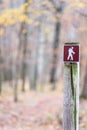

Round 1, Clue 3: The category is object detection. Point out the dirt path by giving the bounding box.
[0,91,63,130]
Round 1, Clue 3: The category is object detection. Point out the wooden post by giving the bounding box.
[63,42,79,130]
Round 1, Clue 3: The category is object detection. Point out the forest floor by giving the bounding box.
[0,84,87,130]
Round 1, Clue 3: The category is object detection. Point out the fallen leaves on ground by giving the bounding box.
[0,87,87,130]
[0,89,63,130]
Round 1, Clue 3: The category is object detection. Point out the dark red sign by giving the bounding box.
[64,45,79,62]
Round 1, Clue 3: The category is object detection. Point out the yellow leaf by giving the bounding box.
[0,18,5,24]
[9,19,16,25]
[77,3,84,8]
[66,2,85,10]
[27,19,33,24]
[18,15,28,22]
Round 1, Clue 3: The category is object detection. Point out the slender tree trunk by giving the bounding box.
[0,29,4,94]
[0,64,4,94]
[50,21,61,89]
[29,43,38,90]
[14,21,28,101]
[81,60,87,98]
[14,23,27,101]
[14,61,19,102]
[0,69,3,94]
[21,0,30,92]
[14,28,23,101]
[49,1,64,90]
[21,23,28,92]
[37,16,47,91]
[29,17,43,90]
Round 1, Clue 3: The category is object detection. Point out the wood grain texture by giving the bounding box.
[63,63,79,130]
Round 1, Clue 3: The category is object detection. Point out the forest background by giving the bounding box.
[0,0,87,130]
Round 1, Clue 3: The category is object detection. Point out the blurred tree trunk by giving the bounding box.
[50,21,61,89]
[29,28,38,90]
[0,0,6,93]
[0,75,2,93]
[0,26,5,94]
[81,61,87,98]
[37,15,46,90]
[14,0,29,101]
[29,16,46,91]
[0,59,3,94]
[21,0,31,92]
[0,35,2,94]
[14,25,23,101]
[21,23,28,92]
[29,50,38,90]
[0,66,4,94]
[50,3,63,90]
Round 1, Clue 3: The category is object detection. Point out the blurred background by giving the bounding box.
[0,0,87,130]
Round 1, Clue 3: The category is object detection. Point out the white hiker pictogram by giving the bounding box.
[67,47,75,60]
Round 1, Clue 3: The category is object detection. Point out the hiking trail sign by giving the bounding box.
[63,42,80,130]
[63,44,79,62]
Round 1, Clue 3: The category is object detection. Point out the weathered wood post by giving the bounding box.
[63,42,80,130]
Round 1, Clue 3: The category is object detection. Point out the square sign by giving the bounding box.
[63,44,79,62]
